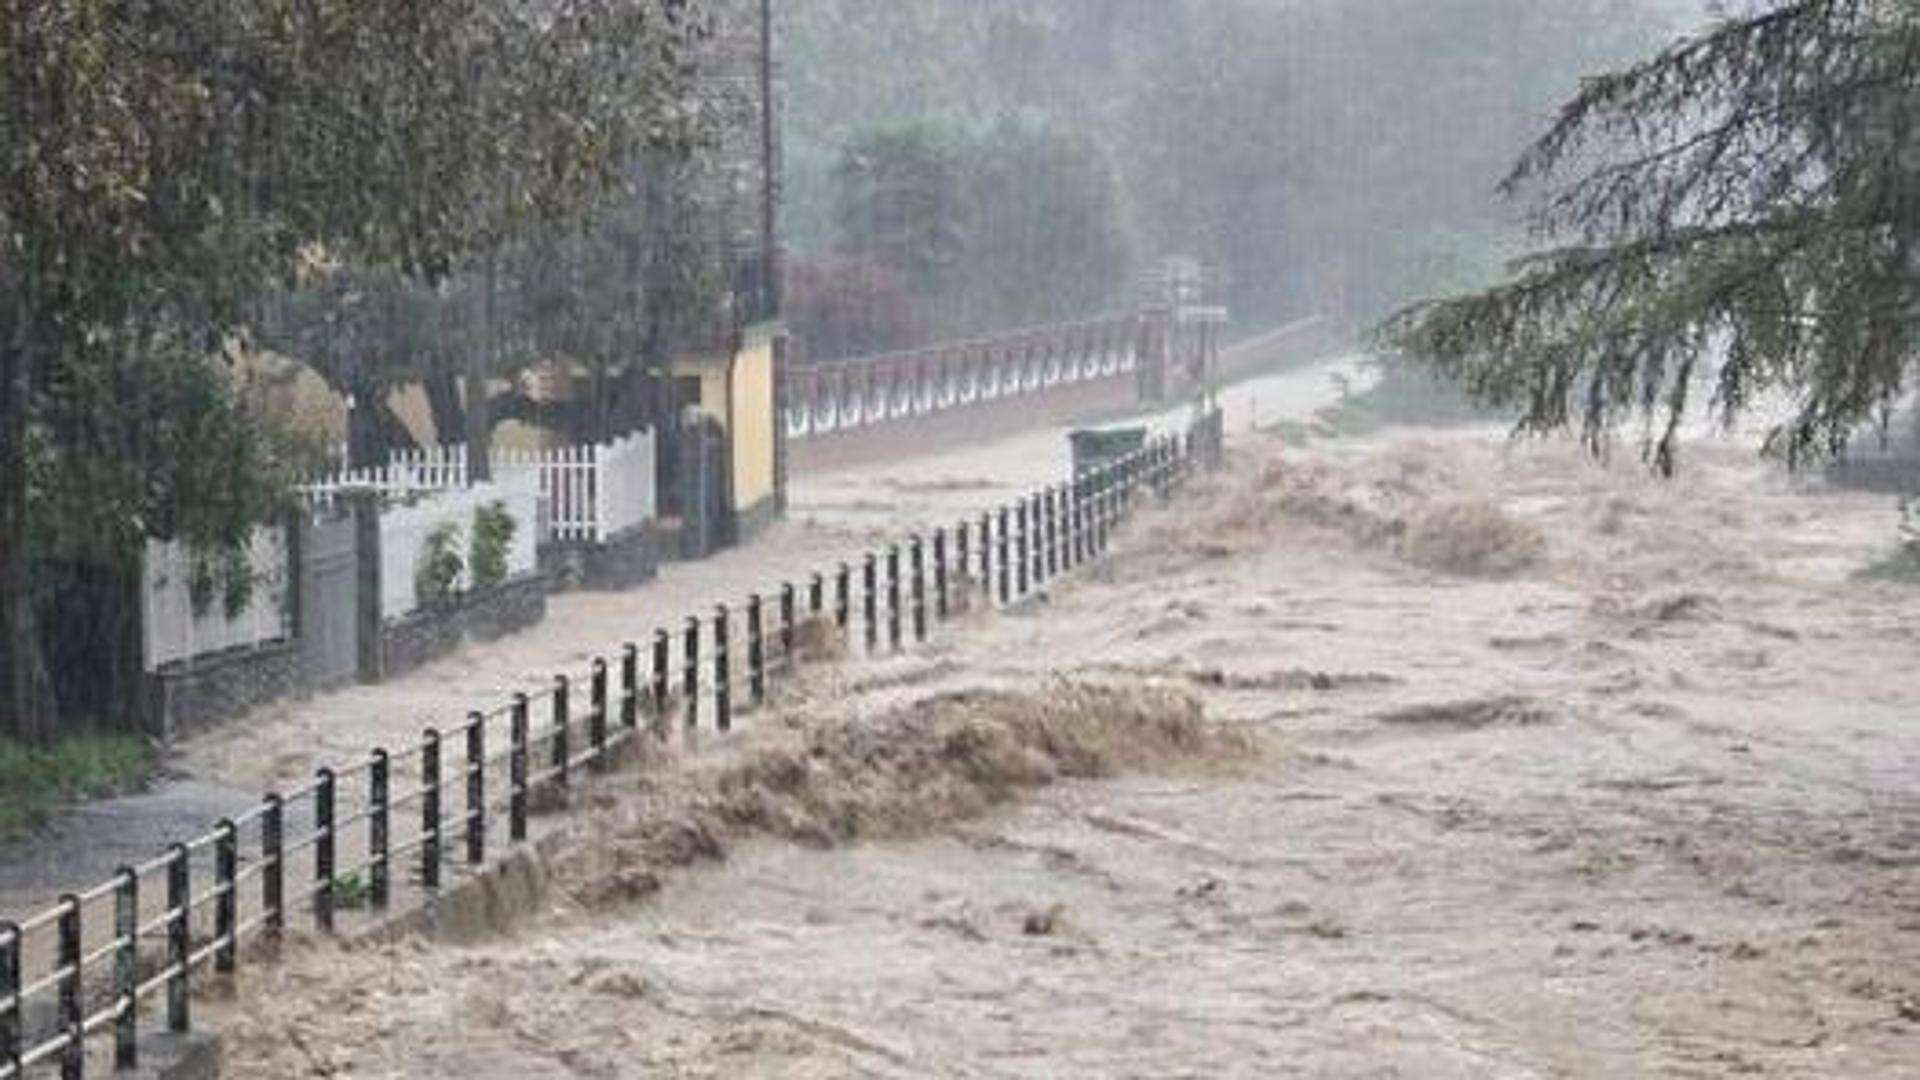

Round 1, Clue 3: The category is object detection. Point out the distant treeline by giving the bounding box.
[778,0,1683,359]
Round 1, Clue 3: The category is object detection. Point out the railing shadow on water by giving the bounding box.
[0,410,1226,1080]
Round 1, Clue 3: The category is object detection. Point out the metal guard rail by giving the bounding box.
[0,408,1225,1079]
[785,314,1143,439]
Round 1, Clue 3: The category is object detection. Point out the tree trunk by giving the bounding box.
[422,364,465,448]
[346,369,393,470]
[0,333,58,744]
[590,364,610,443]
[468,252,498,483]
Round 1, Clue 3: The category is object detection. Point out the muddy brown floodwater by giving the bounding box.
[214,422,1920,1078]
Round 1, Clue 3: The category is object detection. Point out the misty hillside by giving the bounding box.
[777,0,1707,357]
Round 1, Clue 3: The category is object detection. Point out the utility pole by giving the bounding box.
[759,0,778,319]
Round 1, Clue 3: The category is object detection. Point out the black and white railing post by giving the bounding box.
[1016,499,1030,596]
[589,660,609,766]
[997,507,1011,605]
[550,676,571,791]
[748,593,766,704]
[714,605,732,733]
[651,631,670,740]
[1045,486,1060,579]
[862,555,878,652]
[370,749,391,907]
[466,712,486,864]
[835,562,851,630]
[215,818,239,972]
[262,793,285,941]
[1,921,18,1079]
[934,529,950,621]
[114,867,138,1069]
[56,893,79,1080]
[780,584,796,669]
[315,767,337,930]
[421,732,442,891]
[978,512,992,599]
[165,845,190,1032]
[683,617,700,732]
[954,522,969,598]
[911,536,927,642]
[621,644,640,732]
[510,694,530,842]
[887,544,903,652]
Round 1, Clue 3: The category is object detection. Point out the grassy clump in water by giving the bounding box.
[1297,361,1512,440]
[1854,500,1920,585]
[1856,544,1920,584]
[0,733,153,839]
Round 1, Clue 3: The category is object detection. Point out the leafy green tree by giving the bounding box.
[784,0,1669,338]
[828,115,1131,340]
[783,256,924,362]
[1380,0,1920,474]
[513,154,730,442]
[0,0,709,741]
[964,116,1131,330]
[834,121,972,305]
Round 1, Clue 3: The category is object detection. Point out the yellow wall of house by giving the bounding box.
[667,326,779,513]
[728,331,777,512]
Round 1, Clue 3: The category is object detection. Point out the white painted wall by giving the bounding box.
[142,525,292,671]
[379,472,539,622]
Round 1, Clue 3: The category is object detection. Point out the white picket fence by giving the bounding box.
[142,525,293,671]
[299,443,475,508]
[301,429,656,545]
[380,473,541,622]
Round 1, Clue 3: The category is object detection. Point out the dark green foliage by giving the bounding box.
[0,0,713,739]
[0,733,152,839]
[187,545,256,621]
[834,121,972,301]
[962,116,1131,331]
[781,0,1666,335]
[1310,361,1516,440]
[783,257,924,361]
[469,501,517,591]
[829,115,1132,341]
[416,523,465,608]
[1379,0,1920,473]
[326,871,374,910]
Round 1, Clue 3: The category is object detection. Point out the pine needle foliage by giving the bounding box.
[1378,0,1920,473]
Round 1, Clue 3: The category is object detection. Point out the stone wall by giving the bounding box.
[144,639,309,743]
[380,573,548,680]
[736,493,780,546]
[539,523,662,592]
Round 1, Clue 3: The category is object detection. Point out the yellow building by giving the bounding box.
[667,319,785,541]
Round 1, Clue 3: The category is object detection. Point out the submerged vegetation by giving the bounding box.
[1855,500,1920,584]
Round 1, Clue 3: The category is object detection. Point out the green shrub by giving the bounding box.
[327,870,373,910]
[0,734,153,838]
[187,542,255,619]
[469,501,517,590]
[1312,360,1513,438]
[415,521,464,607]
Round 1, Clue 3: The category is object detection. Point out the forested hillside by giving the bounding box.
[778,0,1692,356]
